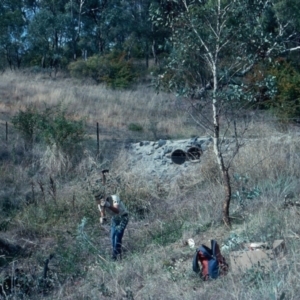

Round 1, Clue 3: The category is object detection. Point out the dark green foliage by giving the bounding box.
[67,59,90,79]
[39,109,86,154]
[128,123,143,132]
[246,59,300,121]
[56,241,83,277]
[268,59,300,122]
[11,105,40,149]
[11,105,86,154]
[0,195,18,216]
[68,51,136,89]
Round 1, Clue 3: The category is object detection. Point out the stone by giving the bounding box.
[163,146,173,155]
[158,139,167,147]
[229,240,286,274]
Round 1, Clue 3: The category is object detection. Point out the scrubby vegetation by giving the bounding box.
[0,71,300,299]
[68,52,136,89]
[11,104,86,153]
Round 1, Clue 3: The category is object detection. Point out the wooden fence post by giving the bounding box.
[6,122,8,142]
[97,122,99,155]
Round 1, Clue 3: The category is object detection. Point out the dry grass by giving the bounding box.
[0,71,195,140]
[232,135,300,199]
[0,71,300,299]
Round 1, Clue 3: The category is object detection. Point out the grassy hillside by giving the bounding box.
[0,71,300,299]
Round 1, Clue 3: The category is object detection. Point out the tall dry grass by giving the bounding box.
[0,71,197,140]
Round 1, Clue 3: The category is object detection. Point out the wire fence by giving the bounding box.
[2,115,299,153]
[1,120,149,163]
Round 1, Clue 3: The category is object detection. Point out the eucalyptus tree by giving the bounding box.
[123,0,153,66]
[27,9,68,68]
[0,0,28,69]
[125,0,172,67]
[80,0,163,65]
[151,0,300,226]
[1,0,175,70]
[77,0,111,55]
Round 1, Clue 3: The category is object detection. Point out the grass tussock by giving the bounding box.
[0,72,300,299]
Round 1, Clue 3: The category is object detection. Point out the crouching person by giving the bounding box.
[96,194,129,261]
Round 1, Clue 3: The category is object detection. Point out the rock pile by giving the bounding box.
[127,136,213,182]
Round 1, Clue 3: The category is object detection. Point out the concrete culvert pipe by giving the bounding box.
[187,147,202,161]
[171,149,187,165]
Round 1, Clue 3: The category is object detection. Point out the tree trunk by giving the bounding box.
[41,55,46,68]
[99,38,104,54]
[213,135,232,227]
[212,62,232,228]
[222,168,231,227]
[151,22,158,65]
[152,39,158,65]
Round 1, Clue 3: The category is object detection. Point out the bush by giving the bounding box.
[68,51,136,88]
[268,59,300,122]
[67,60,88,78]
[245,59,300,122]
[128,123,143,132]
[11,105,40,149]
[39,108,86,154]
[12,105,86,155]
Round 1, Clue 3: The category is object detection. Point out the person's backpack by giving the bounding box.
[192,239,228,280]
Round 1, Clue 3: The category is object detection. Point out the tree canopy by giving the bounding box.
[0,0,299,75]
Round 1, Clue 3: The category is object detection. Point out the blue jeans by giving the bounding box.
[111,214,129,259]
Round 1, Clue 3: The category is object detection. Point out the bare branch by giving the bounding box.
[282,46,300,53]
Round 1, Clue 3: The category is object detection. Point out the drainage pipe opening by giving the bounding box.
[171,149,187,165]
[187,147,202,161]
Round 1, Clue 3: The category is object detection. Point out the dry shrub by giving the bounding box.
[117,169,160,220]
[199,148,221,184]
[75,150,98,175]
[183,187,225,224]
[244,113,280,138]
[40,144,72,176]
[232,135,300,200]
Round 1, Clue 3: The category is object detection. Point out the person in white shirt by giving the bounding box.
[96,194,129,261]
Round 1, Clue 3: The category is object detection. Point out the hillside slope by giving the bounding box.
[0,72,300,300]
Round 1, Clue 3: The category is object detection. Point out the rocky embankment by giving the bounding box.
[127,136,213,183]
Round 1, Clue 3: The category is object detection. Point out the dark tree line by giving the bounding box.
[1,0,300,75]
[0,0,169,70]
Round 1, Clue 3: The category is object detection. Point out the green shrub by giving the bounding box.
[39,109,86,154]
[128,123,143,132]
[68,59,89,79]
[68,51,136,88]
[12,105,86,155]
[268,59,300,122]
[245,59,300,122]
[11,105,40,149]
